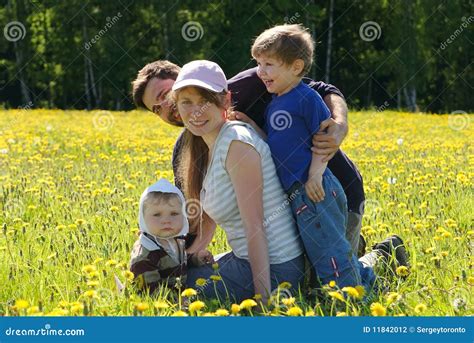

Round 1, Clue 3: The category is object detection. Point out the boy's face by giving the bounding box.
[255,54,302,96]
[143,197,184,238]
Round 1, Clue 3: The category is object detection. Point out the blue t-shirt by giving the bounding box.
[264,81,331,191]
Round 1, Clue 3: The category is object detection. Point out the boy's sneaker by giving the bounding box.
[371,235,409,269]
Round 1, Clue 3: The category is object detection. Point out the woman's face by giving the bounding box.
[176,87,227,137]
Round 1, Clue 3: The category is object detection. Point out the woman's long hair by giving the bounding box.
[173,86,230,234]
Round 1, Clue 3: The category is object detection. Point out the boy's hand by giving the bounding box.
[305,173,325,203]
[195,250,214,266]
[228,110,253,124]
[311,118,345,162]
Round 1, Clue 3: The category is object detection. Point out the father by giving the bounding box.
[131,60,365,257]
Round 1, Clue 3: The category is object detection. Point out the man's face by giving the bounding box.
[142,77,184,126]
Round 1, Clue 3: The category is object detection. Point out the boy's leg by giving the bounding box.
[290,174,375,288]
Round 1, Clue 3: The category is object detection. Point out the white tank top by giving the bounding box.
[200,121,303,264]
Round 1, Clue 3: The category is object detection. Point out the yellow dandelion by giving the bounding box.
[328,291,345,302]
[105,259,118,267]
[305,310,315,316]
[27,306,40,315]
[58,301,69,308]
[153,301,170,310]
[254,293,262,301]
[215,309,229,316]
[370,302,386,316]
[396,266,410,277]
[355,285,366,299]
[231,304,241,314]
[86,280,99,288]
[414,303,427,314]
[286,306,303,316]
[135,302,149,312]
[81,264,97,274]
[212,263,219,271]
[171,310,188,317]
[189,301,205,313]
[279,282,292,289]
[71,303,84,315]
[83,290,98,299]
[210,274,222,282]
[240,299,258,311]
[282,297,296,306]
[336,311,348,316]
[110,206,119,211]
[15,299,29,310]
[342,286,360,298]
[87,270,100,279]
[181,288,197,297]
[328,280,336,288]
[195,278,207,287]
[122,270,134,282]
[467,276,474,286]
[386,292,401,305]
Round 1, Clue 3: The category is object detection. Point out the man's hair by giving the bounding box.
[131,60,181,109]
[142,191,182,214]
[251,24,314,76]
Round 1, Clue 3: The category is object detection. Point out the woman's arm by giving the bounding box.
[226,140,271,303]
[186,214,216,255]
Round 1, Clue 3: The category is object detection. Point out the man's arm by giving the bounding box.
[313,93,349,162]
[305,79,349,162]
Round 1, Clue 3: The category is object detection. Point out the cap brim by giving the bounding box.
[172,79,227,92]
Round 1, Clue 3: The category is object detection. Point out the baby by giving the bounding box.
[129,178,212,294]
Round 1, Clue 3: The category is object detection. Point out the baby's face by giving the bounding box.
[143,197,184,238]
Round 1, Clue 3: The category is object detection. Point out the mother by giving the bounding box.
[172,60,304,303]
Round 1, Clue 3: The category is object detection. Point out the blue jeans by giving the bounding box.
[288,172,375,290]
[186,252,305,303]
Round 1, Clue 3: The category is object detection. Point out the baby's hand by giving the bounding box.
[305,174,325,203]
[195,250,214,266]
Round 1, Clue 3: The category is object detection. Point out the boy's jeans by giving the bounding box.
[288,172,376,289]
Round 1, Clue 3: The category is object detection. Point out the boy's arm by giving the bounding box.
[306,151,328,202]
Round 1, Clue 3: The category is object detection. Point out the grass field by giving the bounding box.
[0,109,472,316]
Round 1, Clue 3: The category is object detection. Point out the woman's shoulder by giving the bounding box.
[219,121,259,143]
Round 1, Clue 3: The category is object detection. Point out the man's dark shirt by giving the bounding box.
[172,67,364,214]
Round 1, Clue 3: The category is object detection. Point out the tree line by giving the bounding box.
[1,0,472,113]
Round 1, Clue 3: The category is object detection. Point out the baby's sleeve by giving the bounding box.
[129,243,165,293]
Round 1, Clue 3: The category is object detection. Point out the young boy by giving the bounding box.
[250,24,376,289]
[129,178,212,294]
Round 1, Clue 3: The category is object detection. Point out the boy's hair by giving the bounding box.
[142,191,182,214]
[131,60,181,109]
[251,24,314,76]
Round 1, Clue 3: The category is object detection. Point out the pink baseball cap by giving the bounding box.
[172,60,228,93]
